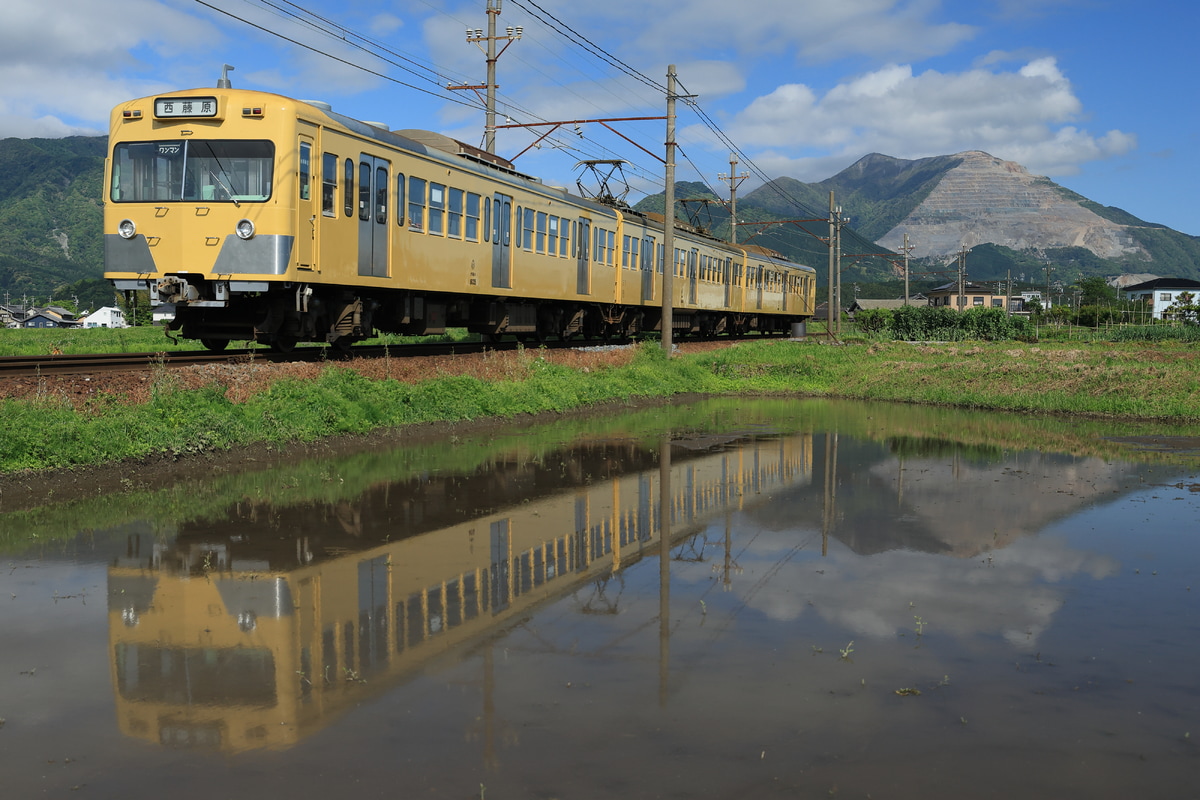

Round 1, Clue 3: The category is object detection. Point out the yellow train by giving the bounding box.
[107,433,812,751]
[104,74,816,350]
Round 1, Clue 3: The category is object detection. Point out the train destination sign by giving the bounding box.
[154,97,219,118]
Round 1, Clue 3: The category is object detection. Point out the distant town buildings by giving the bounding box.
[0,304,129,329]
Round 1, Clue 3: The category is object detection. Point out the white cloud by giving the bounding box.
[719,57,1136,180]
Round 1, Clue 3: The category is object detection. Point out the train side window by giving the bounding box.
[523,208,535,251]
[536,212,547,254]
[448,188,464,238]
[321,153,337,216]
[466,192,480,241]
[299,143,311,201]
[358,162,371,221]
[482,196,490,242]
[548,216,558,255]
[630,237,639,270]
[344,158,354,217]
[429,183,445,235]
[395,173,405,226]
[560,219,570,257]
[606,230,616,266]
[657,243,665,273]
[408,176,426,231]
[621,235,631,268]
[492,199,502,243]
[375,166,388,224]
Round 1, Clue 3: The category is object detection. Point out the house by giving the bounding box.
[0,304,27,328]
[1122,278,1200,320]
[80,306,129,328]
[926,281,1005,310]
[847,298,911,317]
[1009,291,1051,313]
[21,307,80,329]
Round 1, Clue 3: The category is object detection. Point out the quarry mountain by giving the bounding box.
[637,151,1200,286]
[2,135,1198,300]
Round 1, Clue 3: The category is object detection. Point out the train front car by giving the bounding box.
[105,84,316,351]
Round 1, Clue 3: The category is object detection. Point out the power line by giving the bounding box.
[190,0,482,109]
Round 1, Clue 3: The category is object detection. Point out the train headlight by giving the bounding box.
[118,219,137,239]
[235,218,255,240]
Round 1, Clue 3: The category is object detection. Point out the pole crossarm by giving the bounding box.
[495,117,668,162]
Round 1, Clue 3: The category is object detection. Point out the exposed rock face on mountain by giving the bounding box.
[877,151,1145,260]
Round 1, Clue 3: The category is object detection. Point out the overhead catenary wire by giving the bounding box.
[195,0,887,257]
[190,0,482,109]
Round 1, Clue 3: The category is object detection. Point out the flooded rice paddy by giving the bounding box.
[2,398,1199,799]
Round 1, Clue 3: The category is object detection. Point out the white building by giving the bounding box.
[1122,278,1200,320]
[80,306,128,328]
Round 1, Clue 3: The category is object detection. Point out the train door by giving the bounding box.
[723,257,732,307]
[641,236,655,302]
[492,193,512,288]
[297,136,315,269]
[576,217,591,294]
[357,154,389,277]
[688,248,698,304]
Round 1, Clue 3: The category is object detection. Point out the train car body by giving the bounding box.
[104,81,816,350]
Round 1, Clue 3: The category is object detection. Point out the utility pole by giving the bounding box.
[957,245,969,309]
[834,204,844,335]
[827,193,835,336]
[661,65,677,354]
[718,153,749,244]
[451,0,522,154]
[901,233,913,306]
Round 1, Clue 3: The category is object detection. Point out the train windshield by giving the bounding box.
[110,139,274,203]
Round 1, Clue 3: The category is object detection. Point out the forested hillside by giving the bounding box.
[0,136,107,305]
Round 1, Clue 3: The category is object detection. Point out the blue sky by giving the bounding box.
[2,0,1196,236]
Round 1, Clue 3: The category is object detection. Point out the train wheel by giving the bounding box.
[270,336,297,353]
[200,338,228,352]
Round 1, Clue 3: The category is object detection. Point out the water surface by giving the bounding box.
[2,398,1198,798]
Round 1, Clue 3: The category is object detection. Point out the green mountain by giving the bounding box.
[0,136,108,305]
[4,135,1198,300]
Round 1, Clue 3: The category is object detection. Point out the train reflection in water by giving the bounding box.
[108,432,812,752]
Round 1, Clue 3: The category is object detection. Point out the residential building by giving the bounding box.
[1122,278,1200,320]
[21,307,80,329]
[80,306,129,328]
[926,281,1005,310]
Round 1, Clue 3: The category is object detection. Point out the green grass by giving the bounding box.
[3,338,1199,476]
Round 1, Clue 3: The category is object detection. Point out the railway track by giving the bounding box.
[0,337,633,379]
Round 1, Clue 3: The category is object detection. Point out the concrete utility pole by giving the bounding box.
[957,245,969,309]
[827,193,835,335]
[902,233,913,306]
[661,65,677,354]
[719,153,749,244]
[834,204,844,335]
[452,0,522,154]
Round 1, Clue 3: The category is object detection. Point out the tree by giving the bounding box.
[1166,291,1199,325]
[1076,275,1116,305]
